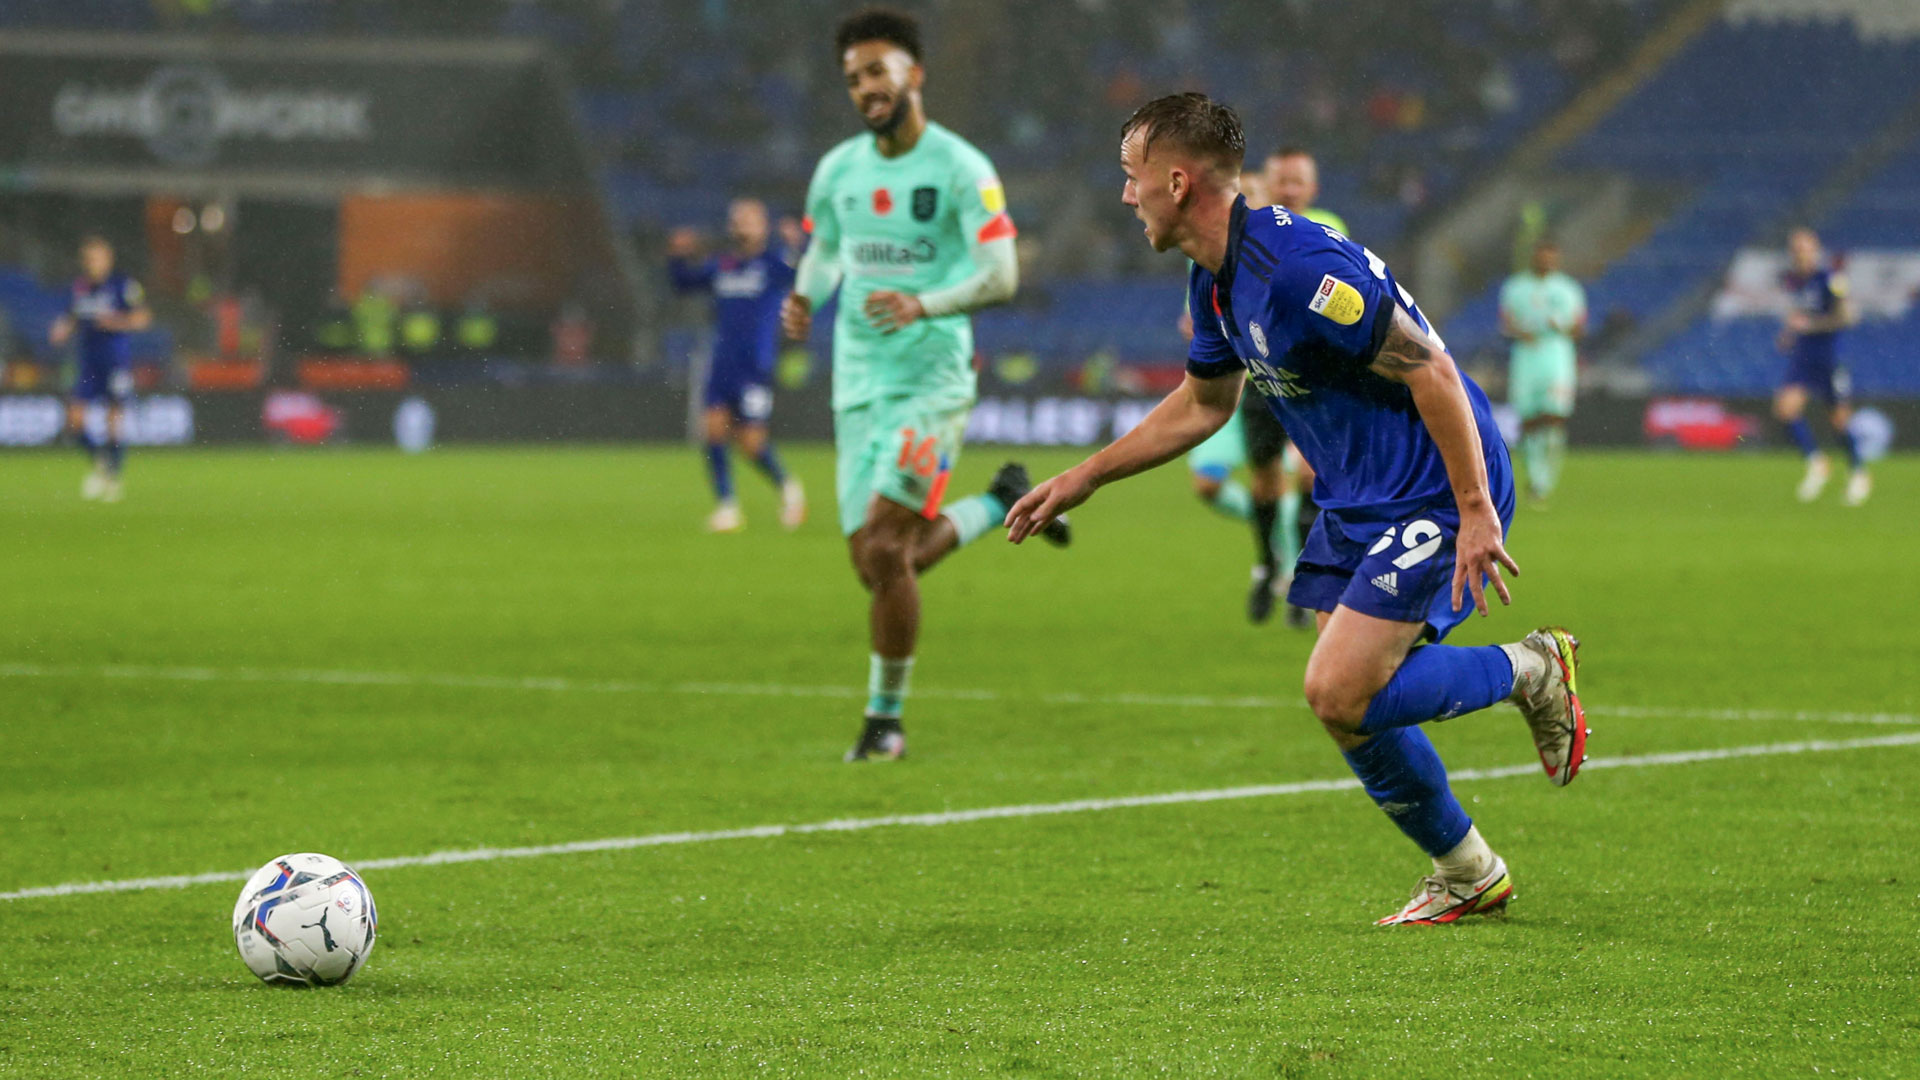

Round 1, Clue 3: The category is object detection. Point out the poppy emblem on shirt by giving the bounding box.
[873,188,893,215]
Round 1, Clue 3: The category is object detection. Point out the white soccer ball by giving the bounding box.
[232,852,378,987]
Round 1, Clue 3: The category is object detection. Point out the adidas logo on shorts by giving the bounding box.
[1371,571,1399,596]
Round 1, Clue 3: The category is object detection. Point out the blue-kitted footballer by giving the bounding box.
[1774,226,1869,505]
[668,197,808,532]
[49,235,150,503]
[1008,93,1589,925]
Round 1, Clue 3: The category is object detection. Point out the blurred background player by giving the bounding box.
[668,197,806,532]
[48,235,150,502]
[1775,227,1868,505]
[1253,146,1348,627]
[780,8,1067,762]
[1499,239,1587,503]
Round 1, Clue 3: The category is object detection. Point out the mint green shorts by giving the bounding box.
[834,397,972,537]
[1509,353,1576,420]
[1187,406,1246,479]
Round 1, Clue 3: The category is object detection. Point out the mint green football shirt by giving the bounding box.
[1499,270,1587,373]
[803,121,1013,413]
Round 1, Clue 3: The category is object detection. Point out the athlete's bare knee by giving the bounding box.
[1303,669,1368,736]
[1192,477,1223,502]
[1774,391,1803,423]
[855,531,913,591]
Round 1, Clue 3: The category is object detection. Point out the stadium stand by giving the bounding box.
[1445,3,1920,397]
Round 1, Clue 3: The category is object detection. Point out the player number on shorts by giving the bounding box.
[740,385,773,420]
[897,428,940,477]
[1368,519,1444,569]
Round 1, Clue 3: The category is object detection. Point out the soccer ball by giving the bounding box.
[232,852,378,987]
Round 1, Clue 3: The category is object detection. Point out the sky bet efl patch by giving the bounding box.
[1308,274,1365,325]
[977,177,1006,214]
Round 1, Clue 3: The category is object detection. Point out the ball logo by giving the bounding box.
[300,909,339,952]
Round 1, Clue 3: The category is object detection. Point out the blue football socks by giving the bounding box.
[1359,645,1515,734]
[705,443,734,501]
[1838,426,1862,470]
[1341,727,1473,858]
[751,444,788,487]
[1787,418,1819,457]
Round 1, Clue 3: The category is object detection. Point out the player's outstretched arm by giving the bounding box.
[665,229,714,294]
[784,242,843,341]
[1006,371,1240,544]
[116,297,153,333]
[1369,305,1520,615]
[866,236,1018,333]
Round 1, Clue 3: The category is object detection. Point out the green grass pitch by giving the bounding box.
[2,445,1917,1077]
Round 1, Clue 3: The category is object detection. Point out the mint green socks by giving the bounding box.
[940,494,1005,548]
[1209,479,1253,521]
[867,653,915,719]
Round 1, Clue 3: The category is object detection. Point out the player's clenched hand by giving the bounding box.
[781,293,812,341]
[864,290,924,334]
[1005,466,1095,545]
[666,227,702,258]
[1452,505,1520,616]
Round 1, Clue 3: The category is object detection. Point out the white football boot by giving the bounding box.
[779,478,807,531]
[1377,857,1514,926]
[1504,627,1588,787]
[1797,453,1830,502]
[1843,470,1871,507]
[705,501,745,533]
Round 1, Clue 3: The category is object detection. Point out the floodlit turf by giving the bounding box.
[2,444,1917,1078]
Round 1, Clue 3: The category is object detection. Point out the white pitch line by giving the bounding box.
[5,731,1918,903]
[2,660,1916,727]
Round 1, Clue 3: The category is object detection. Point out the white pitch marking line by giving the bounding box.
[2,661,1916,727]
[5,731,1918,903]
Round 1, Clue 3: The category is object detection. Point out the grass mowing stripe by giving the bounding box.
[5,660,1917,727]
[6,730,1917,904]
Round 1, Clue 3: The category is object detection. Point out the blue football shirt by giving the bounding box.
[1186,197,1512,523]
[669,244,795,380]
[1784,266,1844,367]
[69,272,142,369]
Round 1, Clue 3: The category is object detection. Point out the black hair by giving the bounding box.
[1121,92,1245,175]
[835,7,922,61]
[1269,145,1316,163]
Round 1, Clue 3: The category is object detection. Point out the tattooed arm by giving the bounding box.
[1371,304,1520,615]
